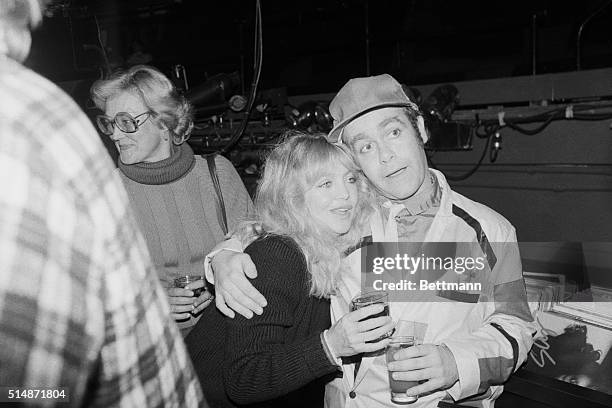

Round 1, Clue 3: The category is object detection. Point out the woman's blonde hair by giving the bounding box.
[251,131,373,298]
[90,65,193,144]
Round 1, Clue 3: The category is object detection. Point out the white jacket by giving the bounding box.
[325,169,536,408]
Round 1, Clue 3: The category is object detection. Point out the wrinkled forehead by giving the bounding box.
[105,90,146,116]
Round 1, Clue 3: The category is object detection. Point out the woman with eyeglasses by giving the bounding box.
[90,65,253,336]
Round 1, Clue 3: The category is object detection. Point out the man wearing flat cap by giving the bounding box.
[208,74,535,408]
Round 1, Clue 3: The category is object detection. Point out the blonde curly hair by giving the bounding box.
[251,131,374,298]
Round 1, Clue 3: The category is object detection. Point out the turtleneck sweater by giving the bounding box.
[118,140,196,185]
[117,143,254,332]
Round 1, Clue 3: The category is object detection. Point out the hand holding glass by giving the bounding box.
[350,290,394,342]
[386,336,419,404]
[174,275,206,297]
[325,303,394,357]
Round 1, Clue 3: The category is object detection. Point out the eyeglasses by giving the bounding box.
[95,111,153,136]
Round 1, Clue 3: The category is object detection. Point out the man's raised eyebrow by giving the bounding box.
[378,115,407,129]
[347,132,368,146]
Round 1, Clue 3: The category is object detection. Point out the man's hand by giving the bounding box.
[387,343,459,397]
[326,304,395,357]
[211,250,267,319]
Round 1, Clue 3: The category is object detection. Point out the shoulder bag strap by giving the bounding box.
[204,154,228,235]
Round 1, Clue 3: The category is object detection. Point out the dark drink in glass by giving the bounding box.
[350,290,392,342]
[386,336,418,404]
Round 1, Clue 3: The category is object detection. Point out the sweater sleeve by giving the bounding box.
[223,236,337,405]
[214,155,254,232]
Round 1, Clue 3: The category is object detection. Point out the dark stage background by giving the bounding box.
[28,0,612,287]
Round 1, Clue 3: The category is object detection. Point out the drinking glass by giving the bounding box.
[386,336,418,404]
[174,275,206,297]
[350,290,391,342]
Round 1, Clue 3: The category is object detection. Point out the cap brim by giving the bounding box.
[327,102,416,144]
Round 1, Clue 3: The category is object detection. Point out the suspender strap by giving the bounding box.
[205,154,228,235]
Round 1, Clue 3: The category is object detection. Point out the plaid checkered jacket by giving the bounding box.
[0,56,205,408]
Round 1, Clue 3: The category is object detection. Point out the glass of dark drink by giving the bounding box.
[174,275,206,297]
[386,336,418,404]
[350,290,392,342]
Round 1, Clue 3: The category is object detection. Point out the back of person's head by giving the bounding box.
[255,130,373,298]
[0,0,47,62]
[90,65,193,144]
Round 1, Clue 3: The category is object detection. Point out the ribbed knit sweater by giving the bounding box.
[118,143,253,332]
[185,235,340,408]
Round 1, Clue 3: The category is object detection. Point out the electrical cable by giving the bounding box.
[468,104,612,143]
[504,114,558,135]
[93,15,111,77]
[475,104,612,129]
[220,0,263,154]
[429,130,492,181]
[574,113,612,120]
[577,0,612,70]
[67,16,79,72]
[433,102,612,181]
[475,123,500,139]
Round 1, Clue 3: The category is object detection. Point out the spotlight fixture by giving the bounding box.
[286,102,333,132]
[422,84,459,123]
[229,95,248,112]
[314,104,333,131]
[187,72,240,107]
[421,84,472,151]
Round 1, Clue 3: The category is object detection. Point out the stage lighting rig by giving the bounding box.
[286,101,333,132]
[188,72,240,108]
[421,84,472,151]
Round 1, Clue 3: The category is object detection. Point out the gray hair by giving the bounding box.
[90,65,194,145]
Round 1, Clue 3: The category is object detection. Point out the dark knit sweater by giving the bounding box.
[185,235,340,408]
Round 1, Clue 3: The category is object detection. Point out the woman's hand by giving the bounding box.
[166,286,198,321]
[326,304,394,357]
[165,279,212,320]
